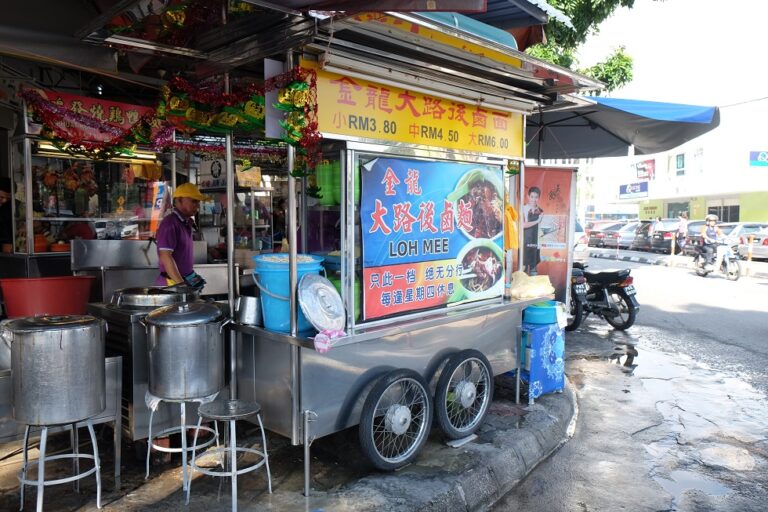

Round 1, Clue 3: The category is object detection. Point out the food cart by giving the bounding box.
[0,4,599,496]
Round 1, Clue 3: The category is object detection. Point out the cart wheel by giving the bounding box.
[358,369,433,471]
[434,349,493,440]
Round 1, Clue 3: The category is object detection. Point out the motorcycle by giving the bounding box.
[693,241,741,281]
[565,262,639,331]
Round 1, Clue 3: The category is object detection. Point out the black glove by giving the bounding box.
[183,271,206,290]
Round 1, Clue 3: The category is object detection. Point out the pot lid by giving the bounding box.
[298,274,346,332]
[146,302,223,327]
[110,286,195,308]
[4,315,102,333]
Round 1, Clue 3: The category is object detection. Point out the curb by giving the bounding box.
[588,251,768,279]
[313,378,577,512]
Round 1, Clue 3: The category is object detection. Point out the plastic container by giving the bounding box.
[252,254,324,333]
[0,276,95,318]
[523,300,559,324]
[328,273,361,321]
[316,162,336,206]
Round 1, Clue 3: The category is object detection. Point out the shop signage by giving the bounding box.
[305,61,524,158]
[635,159,655,179]
[619,181,648,199]
[360,157,504,320]
[28,89,155,141]
[749,151,768,166]
[523,167,574,303]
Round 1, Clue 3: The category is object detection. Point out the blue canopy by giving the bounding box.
[526,96,721,160]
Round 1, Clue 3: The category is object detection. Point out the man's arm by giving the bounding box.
[158,249,184,284]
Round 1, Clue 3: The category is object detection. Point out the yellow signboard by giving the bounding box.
[304,60,524,158]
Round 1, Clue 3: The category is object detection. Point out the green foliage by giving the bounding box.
[524,0,646,92]
[579,46,633,94]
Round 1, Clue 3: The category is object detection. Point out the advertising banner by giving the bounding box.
[28,89,155,140]
[749,151,768,167]
[360,157,504,320]
[523,167,573,302]
[619,181,649,199]
[635,159,655,179]
[303,59,524,158]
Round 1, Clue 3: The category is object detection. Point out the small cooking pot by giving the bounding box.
[235,295,262,326]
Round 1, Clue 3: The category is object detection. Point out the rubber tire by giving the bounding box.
[564,293,583,332]
[604,289,637,330]
[358,369,433,471]
[434,349,494,440]
[725,260,741,281]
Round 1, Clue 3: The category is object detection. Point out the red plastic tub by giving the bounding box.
[0,276,95,318]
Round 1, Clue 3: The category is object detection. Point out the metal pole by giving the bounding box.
[286,51,298,336]
[224,73,238,399]
[170,129,177,190]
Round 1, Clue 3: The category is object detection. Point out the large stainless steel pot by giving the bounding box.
[110,286,198,308]
[145,302,227,400]
[2,315,106,425]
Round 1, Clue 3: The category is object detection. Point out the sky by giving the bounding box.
[576,0,767,107]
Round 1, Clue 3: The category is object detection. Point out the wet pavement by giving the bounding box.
[495,320,768,511]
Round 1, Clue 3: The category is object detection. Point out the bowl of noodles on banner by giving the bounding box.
[448,168,504,241]
[455,239,504,301]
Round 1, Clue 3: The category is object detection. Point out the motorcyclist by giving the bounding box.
[699,214,724,270]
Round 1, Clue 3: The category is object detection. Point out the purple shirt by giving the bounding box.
[154,208,194,284]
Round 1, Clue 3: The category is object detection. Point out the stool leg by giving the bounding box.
[86,420,102,509]
[256,414,272,493]
[229,419,237,512]
[186,415,204,505]
[35,426,48,512]
[180,402,188,492]
[19,425,30,511]
[71,423,80,493]
[145,406,156,480]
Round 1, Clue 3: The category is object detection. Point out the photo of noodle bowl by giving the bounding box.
[449,169,504,240]
[456,240,504,299]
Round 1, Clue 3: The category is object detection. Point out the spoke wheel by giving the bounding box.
[435,350,494,440]
[725,260,741,281]
[604,289,637,330]
[359,369,432,471]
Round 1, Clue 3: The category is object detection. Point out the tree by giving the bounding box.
[526,0,644,93]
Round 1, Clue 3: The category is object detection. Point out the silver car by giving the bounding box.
[736,225,768,260]
[603,222,639,249]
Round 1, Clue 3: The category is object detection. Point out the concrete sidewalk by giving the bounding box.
[589,249,768,279]
[0,375,575,511]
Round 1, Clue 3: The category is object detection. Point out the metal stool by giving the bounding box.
[186,399,272,511]
[18,419,101,512]
[144,392,219,492]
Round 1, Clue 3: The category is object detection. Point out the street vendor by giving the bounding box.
[154,182,209,289]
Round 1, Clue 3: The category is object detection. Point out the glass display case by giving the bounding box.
[198,186,273,255]
[9,137,167,254]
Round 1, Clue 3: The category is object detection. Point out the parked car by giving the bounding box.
[603,222,640,249]
[629,220,654,251]
[719,222,768,243]
[737,226,768,260]
[682,220,706,255]
[649,218,681,254]
[573,220,589,263]
[584,219,626,237]
[588,222,625,247]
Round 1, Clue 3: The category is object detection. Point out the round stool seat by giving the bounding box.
[198,399,261,421]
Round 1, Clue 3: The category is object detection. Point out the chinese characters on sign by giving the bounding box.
[304,60,524,158]
[361,157,504,320]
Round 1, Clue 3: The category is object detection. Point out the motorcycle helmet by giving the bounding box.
[705,214,718,222]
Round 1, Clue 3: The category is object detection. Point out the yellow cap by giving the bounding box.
[173,183,210,201]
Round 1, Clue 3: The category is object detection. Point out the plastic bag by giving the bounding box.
[509,271,554,299]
